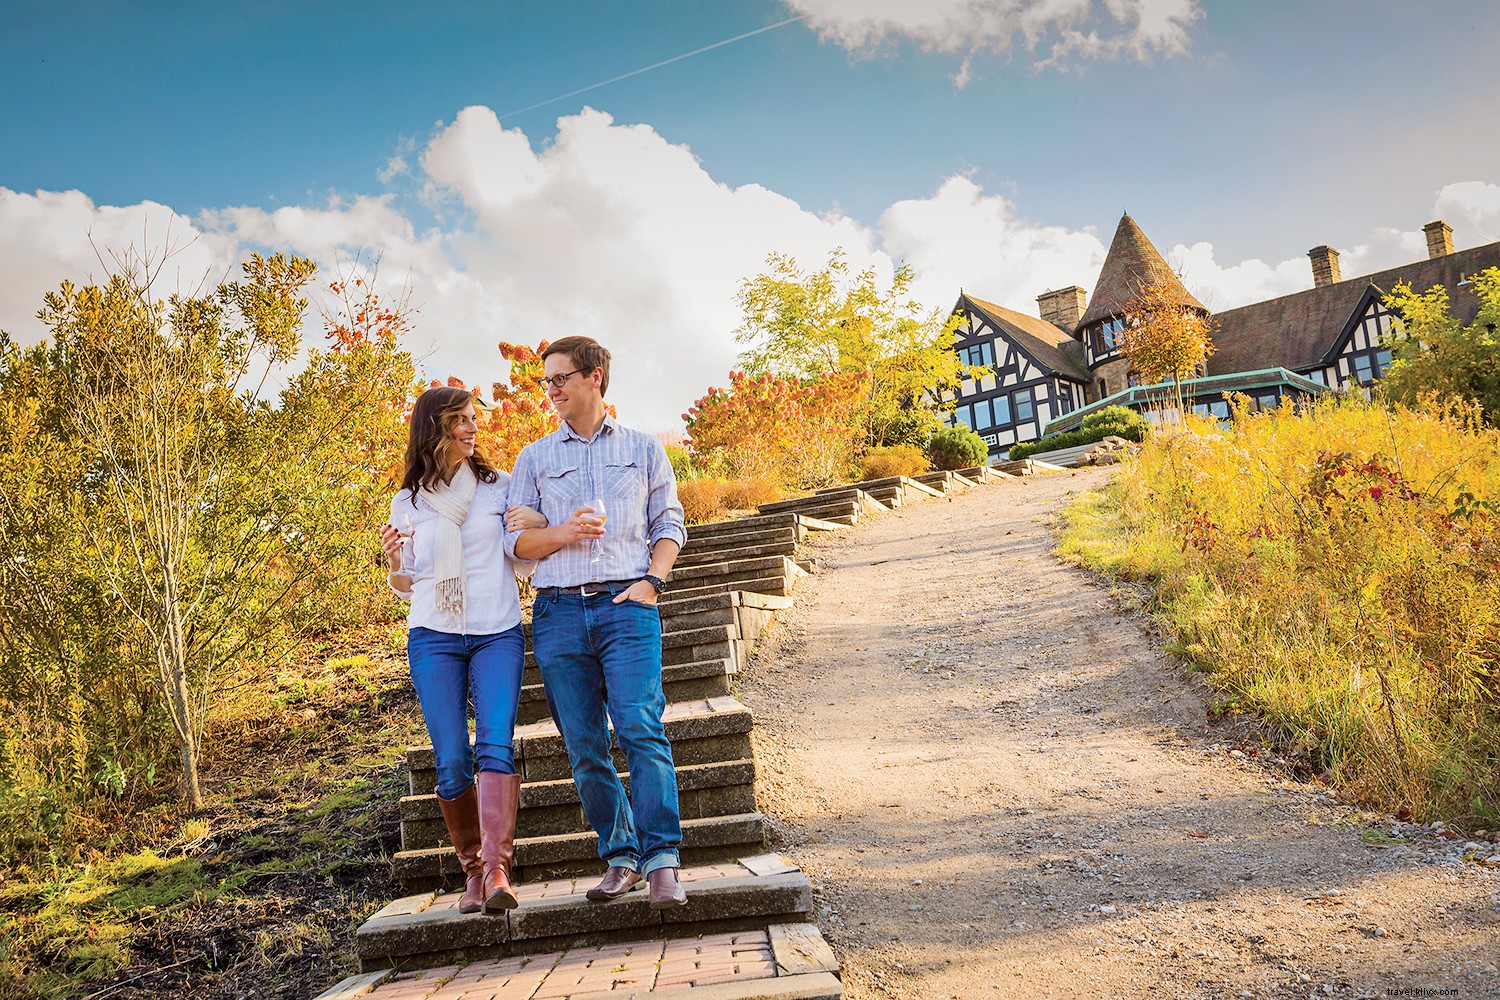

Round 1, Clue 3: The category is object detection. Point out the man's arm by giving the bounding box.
[613,437,685,604]
[515,510,605,560]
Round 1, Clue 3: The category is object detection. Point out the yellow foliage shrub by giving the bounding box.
[1060,395,1500,828]
[860,444,930,480]
[677,479,727,524]
[721,477,782,511]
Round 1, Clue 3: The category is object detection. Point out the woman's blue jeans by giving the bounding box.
[407,624,525,800]
[531,588,682,875]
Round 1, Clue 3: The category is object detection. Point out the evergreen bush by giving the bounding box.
[926,425,989,470]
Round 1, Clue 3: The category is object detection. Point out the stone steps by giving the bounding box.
[400,759,756,848]
[351,856,818,975]
[666,556,805,602]
[682,511,844,541]
[913,470,972,493]
[681,524,797,554]
[819,475,943,506]
[407,697,754,792]
[675,537,799,568]
[517,657,735,726]
[325,489,865,997]
[955,465,1014,483]
[752,496,865,525]
[394,811,768,890]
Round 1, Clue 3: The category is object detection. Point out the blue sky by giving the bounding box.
[3,0,1498,428]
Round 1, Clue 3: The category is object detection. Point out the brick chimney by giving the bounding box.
[1308,245,1341,288]
[1423,220,1454,258]
[1037,286,1087,331]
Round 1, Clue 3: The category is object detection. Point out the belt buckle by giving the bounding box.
[579,583,607,598]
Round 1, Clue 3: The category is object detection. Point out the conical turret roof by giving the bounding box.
[1077,214,1205,330]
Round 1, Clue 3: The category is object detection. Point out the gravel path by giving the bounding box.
[737,467,1500,1000]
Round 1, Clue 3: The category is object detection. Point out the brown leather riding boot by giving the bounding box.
[436,784,484,914]
[477,771,522,912]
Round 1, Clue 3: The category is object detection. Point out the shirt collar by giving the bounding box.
[560,413,617,443]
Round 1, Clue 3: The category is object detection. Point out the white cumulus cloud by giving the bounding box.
[1434,181,1500,245]
[2,109,1494,432]
[785,0,1204,72]
[879,175,1105,312]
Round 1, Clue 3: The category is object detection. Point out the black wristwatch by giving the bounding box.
[641,574,668,595]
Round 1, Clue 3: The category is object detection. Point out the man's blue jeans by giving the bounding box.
[531,588,682,875]
[407,625,525,800]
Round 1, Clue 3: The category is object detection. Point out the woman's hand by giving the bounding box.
[505,504,549,532]
[379,523,404,571]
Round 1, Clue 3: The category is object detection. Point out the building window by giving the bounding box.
[1352,354,1375,384]
[960,341,995,370]
[1254,392,1279,411]
[992,394,1011,426]
[972,398,991,430]
[1013,389,1035,423]
[1091,317,1126,357]
[1305,369,1326,386]
[1375,349,1393,377]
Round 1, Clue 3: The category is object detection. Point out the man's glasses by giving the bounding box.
[537,368,588,391]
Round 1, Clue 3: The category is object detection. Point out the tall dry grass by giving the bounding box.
[1061,395,1500,828]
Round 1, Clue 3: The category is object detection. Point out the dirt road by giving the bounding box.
[738,467,1500,1000]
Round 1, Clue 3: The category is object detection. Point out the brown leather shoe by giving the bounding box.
[647,867,687,909]
[585,865,643,901]
[477,771,522,912]
[435,784,484,914]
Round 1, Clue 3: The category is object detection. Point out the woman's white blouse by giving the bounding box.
[387,472,531,635]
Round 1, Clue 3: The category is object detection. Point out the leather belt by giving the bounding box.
[537,580,638,598]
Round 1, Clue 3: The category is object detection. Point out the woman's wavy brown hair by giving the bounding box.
[400,385,499,496]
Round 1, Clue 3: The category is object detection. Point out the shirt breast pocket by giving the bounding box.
[604,460,646,505]
[541,466,580,520]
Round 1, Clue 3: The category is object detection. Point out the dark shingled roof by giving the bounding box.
[1078,214,1206,330]
[1210,240,1500,376]
[961,293,1090,382]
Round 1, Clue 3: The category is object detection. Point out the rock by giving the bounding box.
[1373,926,1388,938]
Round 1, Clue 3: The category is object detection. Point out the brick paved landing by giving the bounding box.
[318,924,840,1000]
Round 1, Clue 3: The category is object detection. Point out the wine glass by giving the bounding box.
[398,513,415,570]
[588,496,607,563]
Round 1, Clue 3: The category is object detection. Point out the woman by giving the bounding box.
[379,385,544,914]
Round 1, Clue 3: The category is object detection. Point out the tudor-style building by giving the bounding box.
[946,214,1500,456]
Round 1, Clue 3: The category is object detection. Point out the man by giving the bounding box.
[504,335,689,908]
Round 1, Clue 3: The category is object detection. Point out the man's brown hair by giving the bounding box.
[542,336,612,397]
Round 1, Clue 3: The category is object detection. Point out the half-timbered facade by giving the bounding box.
[944,293,1088,453]
[947,213,1500,454]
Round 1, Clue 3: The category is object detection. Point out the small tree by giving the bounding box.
[1119,280,1217,418]
[734,249,978,447]
[43,250,413,810]
[1381,268,1500,426]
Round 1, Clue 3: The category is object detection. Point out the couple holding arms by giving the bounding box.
[379,336,688,915]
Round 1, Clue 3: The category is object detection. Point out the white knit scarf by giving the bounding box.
[421,461,477,626]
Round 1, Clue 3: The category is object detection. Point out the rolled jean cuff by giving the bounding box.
[640,851,680,877]
[605,853,640,873]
